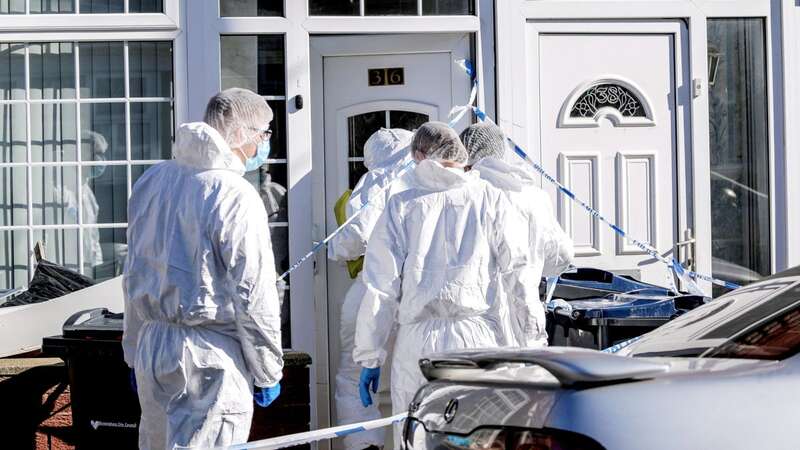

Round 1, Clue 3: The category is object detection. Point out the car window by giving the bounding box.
[704,285,800,360]
[626,279,799,359]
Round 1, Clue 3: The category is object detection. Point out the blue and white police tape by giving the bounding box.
[277,159,415,281]
[451,60,741,294]
[213,413,408,450]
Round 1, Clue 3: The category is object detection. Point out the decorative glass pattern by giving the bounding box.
[570,84,646,119]
[346,109,428,189]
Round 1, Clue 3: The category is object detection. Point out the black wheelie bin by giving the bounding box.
[542,268,708,349]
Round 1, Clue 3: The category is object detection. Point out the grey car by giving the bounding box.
[404,267,800,450]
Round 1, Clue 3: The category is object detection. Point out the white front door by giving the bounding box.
[529,21,694,287]
[311,34,472,441]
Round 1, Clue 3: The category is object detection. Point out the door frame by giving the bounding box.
[310,32,477,430]
[526,20,692,284]
[497,0,785,291]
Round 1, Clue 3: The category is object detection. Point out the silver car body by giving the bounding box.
[407,269,800,449]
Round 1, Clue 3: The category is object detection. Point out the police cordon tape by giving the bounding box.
[274,58,741,291]
[449,59,741,294]
[206,413,408,450]
[277,159,415,281]
[214,333,630,450]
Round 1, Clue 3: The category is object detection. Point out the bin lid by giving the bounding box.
[63,308,123,340]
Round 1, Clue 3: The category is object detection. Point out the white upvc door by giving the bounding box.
[311,33,471,439]
[527,20,695,287]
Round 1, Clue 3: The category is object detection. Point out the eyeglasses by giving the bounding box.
[248,126,273,142]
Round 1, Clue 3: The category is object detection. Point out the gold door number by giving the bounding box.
[368,68,404,87]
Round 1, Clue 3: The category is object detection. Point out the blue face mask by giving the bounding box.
[89,164,107,179]
[244,140,271,172]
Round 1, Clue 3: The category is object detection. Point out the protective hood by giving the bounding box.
[173,122,245,175]
[363,128,413,171]
[413,159,475,192]
[471,156,536,192]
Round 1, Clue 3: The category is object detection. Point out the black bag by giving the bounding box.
[1,259,95,308]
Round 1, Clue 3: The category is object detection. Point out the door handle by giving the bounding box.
[675,228,696,272]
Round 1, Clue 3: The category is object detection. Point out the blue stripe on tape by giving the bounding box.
[465,60,476,80]
[335,426,367,437]
[453,58,741,295]
[560,188,576,200]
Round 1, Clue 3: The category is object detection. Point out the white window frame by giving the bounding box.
[0,1,187,285]
[0,0,179,31]
[496,0,783,293]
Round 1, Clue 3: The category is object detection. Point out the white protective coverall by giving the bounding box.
[353,159,527,420]
[123,122,283,449]
[327,128,412,450]
[472,156,575,347]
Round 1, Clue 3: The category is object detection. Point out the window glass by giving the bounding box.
[34,229,80,272]
[220,35,285,96]
[131,164,154,186]
[0,166,28,226]
[130,102,173,160]
[83,227,126,281]
[0,40,174,289]
[0,104,27,163]
[267,100,286,159]
[308,0,473,15]
[389,110,427,131]
[83,164,127,224]
[30,0,75,13]
[422,0,472,14]
[0,231,27,290]
[348,110,428,188]
[707,19,770,296]
[308,0,358,15]
[260,163,287,222]
[365,0,415,15]
[30,43,76,100]
[0,0,25,13]
[348,161,369,190]
[79,0,123,13]
[32,165,79,225]
[7,0,163,13]
[0,43,26,100]
[79,42,125,98]
[220,34,290,346]
[128,0,162,12]
[347,111,384,158]
[220,0,282,16]
[80,103,126,161]
[129,41,173,98]
[31,103,78,162]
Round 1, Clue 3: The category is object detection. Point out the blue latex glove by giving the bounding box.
[359,367,381,408]
[129,369,137,394]
[254,384,281,408]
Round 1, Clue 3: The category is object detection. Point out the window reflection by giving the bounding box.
[347,109,427,189]
[220,0,282,17]
[365,0,416,15]
[34,229,80,273]
[31,103,78,162]
[0,231,27,290]
[0,103,27,163]
[707,19,770,296]
[84,227,126,281]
